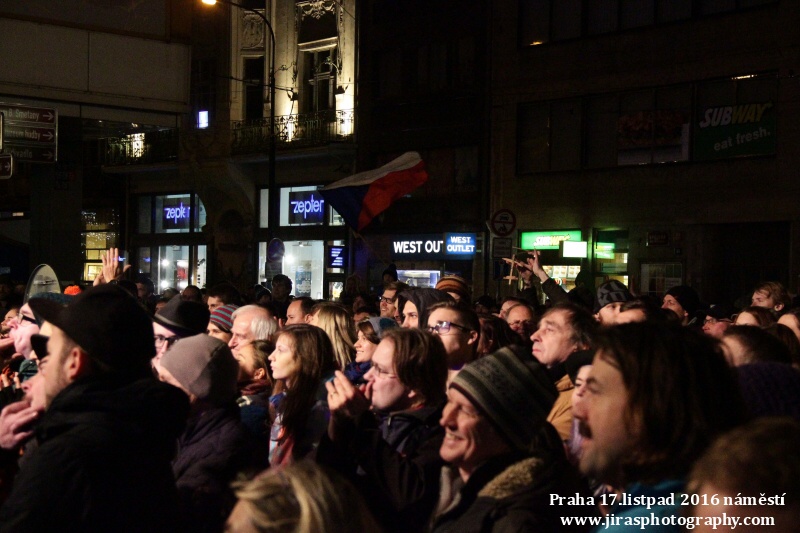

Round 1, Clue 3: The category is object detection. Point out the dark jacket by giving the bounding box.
[317,402,446,533]
[431,429,598,533]
[0,375,190,533]
[173,403,269,533]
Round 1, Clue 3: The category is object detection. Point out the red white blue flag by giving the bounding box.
[320,152,428,232]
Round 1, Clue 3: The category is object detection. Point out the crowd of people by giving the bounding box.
[0,248,798,532]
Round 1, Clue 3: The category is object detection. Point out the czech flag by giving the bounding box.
[320,152,428,232]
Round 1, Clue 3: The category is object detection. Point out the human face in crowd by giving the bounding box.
[498,300,518,320]
[401,301,419,329]
[10,304,39,358]
[207,321,233,343]
[661,295,686,321]
[573,352,638,485]
[269,334,301,387]
[365,338,412,412]
[285,300,308,325]
[751,290,781,311]
[1,307,18,335]
[505,304,534,337]
[152,322,178,367]
[272,280,291,301]
[379,289,398,319]
[40,325,75,409]
[235,343,265,382]
[427,307,476,370]
[778,314,800,344]
[571,365,592,412]
[530,309,582,368]
[595,302,624,325]
[136,283,150,300]
[733,311,759,326]
[703,316,732,339]
[21,372,47,412]
[207,296,223,313]
[229,310,257,354]
[354,329,378,363]
[440,387,511,482]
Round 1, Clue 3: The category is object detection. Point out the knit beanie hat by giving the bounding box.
[160,334,239,406]
[367,316,398,339]
[435,275,471,302]
[450,347,558,451]
[665,285,701,316]
[209,304,238,333]
[153,295,210,337]
[594,280,632,313]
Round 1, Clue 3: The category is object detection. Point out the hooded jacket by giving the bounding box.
[0,375,190,533]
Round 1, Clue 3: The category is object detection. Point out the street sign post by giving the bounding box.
[0,103,58,164]
[0,154,13,179]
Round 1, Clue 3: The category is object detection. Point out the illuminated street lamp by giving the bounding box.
[201,0,278,234]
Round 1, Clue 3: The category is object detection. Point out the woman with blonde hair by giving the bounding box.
[226,460,382,533]
[308,302,356,370]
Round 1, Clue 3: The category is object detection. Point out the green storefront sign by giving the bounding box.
[520,230,582,250]
[693,101,775,160]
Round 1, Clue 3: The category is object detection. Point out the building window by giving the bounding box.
[243,56,265,121]
[519,0,774,46]
[301,49,336,114]
[81,208,119,282]
[276,185,342,227]
[517,99,581,174]
[137,194,206,234]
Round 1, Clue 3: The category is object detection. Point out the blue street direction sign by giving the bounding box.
[0,154,13,179]
[0,103,58,163]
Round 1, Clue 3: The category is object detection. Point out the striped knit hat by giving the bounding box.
[450,347,558,451]
[209,304,238,333]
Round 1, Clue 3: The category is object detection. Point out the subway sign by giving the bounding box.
[392,233,477,260]
[520,230,582,250]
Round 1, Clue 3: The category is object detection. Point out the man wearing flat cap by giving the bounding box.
[0,285,190,533]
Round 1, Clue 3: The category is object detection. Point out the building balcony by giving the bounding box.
[231,108,355,155]
[95,129,180,167]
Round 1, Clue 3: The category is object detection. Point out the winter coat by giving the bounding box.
[317,402,446,533]
[269,378,330,466]
[547,373,574,441]
[0,375,190,533]
[237,378,273,438]
[431,435,598,533]
[173,403,269,533]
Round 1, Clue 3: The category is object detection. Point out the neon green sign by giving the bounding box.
[520,230,582,250]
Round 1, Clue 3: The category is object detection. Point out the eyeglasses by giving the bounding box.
[427,320,472,335]
[154,334,180,349]
[369,361,397,379]
[379,296,395,304]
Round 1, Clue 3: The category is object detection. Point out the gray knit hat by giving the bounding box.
[594,280,632,313]
[160,334,238,406]
[450,347,558,450]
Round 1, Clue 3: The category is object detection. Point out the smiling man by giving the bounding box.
[432,346,597,532]
[574,322,745,533]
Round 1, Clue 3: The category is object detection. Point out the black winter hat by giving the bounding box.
[28,284,155,377]
[153,295,210,337]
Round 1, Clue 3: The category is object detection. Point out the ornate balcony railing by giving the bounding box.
[96,129,179,167]
[232,108,355,154]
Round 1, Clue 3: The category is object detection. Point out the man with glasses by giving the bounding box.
[152,296,210,369]
[701,304,735,339]
[0,284,190,532]
[379,281,409,324]
[426,301,480,384]
[318,328,448,533]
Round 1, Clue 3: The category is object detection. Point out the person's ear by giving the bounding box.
[467,330,479,346]
[66,347,92,380]
[254,368,266,380]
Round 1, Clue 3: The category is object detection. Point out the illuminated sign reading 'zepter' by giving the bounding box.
[392,233,477,260]
[163,202,191,228]
[288,191,325,225]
